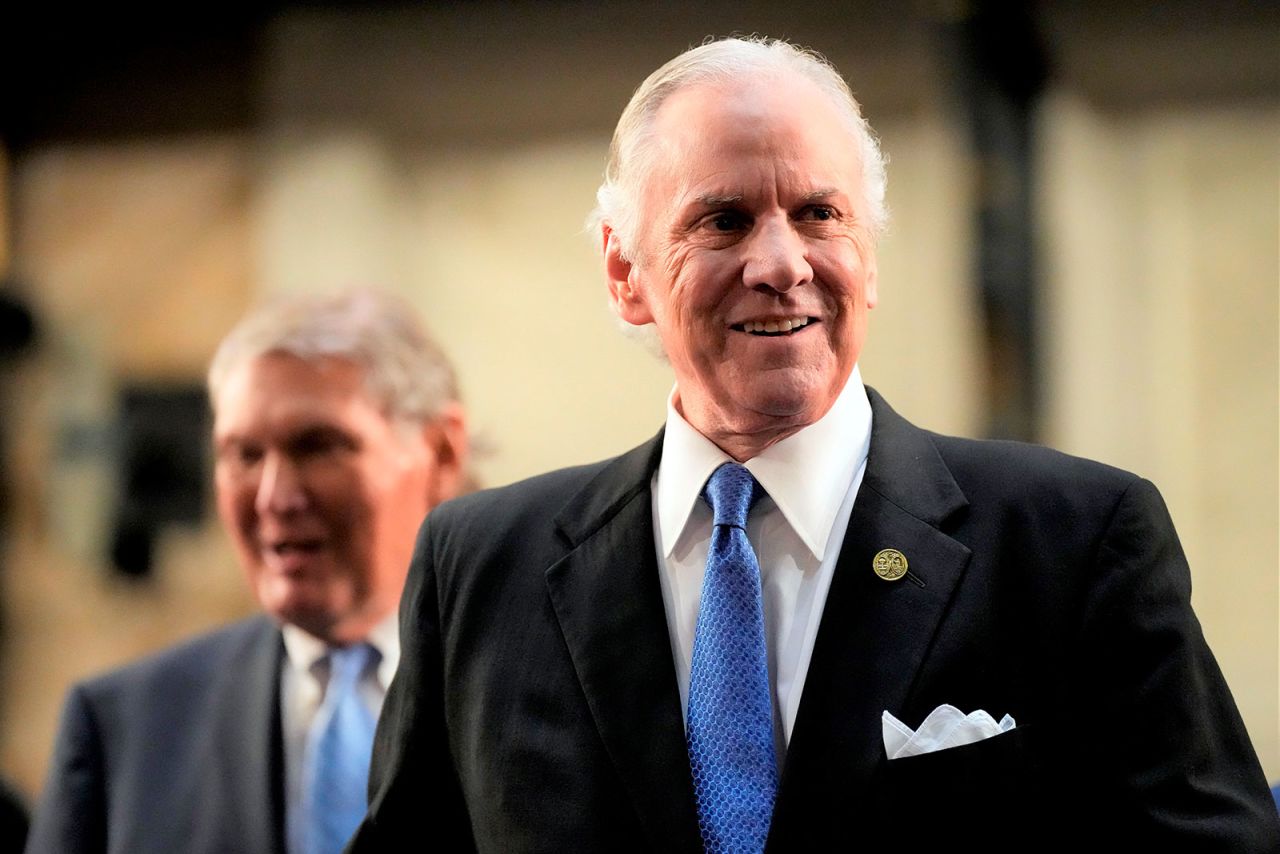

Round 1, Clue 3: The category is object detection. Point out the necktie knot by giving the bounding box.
[326,643,376,697]
[702,462,764,530]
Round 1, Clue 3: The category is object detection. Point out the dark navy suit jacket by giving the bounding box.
[26,616,287,854]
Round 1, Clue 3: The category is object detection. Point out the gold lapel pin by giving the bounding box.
[873,548,908,581]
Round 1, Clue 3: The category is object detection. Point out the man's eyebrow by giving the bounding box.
[801,188,842,202]
[693,193,744,207]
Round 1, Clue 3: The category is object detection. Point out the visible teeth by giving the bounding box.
[741,317,811,334]
[272,541,319,554]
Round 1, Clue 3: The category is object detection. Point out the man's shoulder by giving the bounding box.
[408,436,663,586]
[868,388,1151,520]
[928,430,1141,492]
[444,458,618,515]
[920,429,1162,530]
[429,436,661,536]
[73,614,279,710]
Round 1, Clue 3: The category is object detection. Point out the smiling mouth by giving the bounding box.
[266,539,324,557]
[731,316,817,336]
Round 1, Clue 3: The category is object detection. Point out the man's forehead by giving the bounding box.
[656,137,861,214]
[212,353,376,433]
[221,351,366,393]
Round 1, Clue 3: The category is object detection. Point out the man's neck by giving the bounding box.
[674,391,847,462]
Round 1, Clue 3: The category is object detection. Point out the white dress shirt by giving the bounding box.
[280,615,400,854]
[653,366,872,763]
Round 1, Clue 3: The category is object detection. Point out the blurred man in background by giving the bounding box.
[27,288,469,854]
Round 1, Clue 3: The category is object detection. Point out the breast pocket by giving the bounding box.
[875,724,1041,845]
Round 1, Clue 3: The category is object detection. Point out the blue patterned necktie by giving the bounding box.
[303,643,378,854]
[687,462,778,853]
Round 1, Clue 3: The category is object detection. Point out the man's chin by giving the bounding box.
[693,387,843,458]
[258,583,349,641]
[737,388,837,431]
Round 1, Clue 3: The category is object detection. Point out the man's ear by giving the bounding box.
[604,224,654,326]
[422,401,469,508]
[865,254,879,310]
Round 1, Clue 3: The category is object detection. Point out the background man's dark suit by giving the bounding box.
[25,617,286,854]
[357,390,1279,852]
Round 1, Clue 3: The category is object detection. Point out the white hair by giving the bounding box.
[588,35,889,263]
[207,288,459,426]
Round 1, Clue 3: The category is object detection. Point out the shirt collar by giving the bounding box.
[656,365,872,561]
[280,611,401,690]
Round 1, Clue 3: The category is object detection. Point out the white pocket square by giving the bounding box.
[882,704,1016,759]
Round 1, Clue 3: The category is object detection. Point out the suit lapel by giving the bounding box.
[771,389,972,839]
[544,433,702,852]
[204,618,287,854]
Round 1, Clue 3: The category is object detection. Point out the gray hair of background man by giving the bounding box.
[589,35,890,263]
[207,288,460,427]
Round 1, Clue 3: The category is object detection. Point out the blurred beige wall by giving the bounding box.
[2,140,260,792]
[2,3,1276,805]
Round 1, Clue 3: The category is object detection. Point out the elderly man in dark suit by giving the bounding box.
[351,37,1279,852]
[26,289,470,854]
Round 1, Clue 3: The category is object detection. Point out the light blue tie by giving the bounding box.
[303,644,378,854]
[687,463,778,854]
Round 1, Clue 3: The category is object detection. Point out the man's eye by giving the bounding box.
[291,429,356,459]
[220,445,262,468]
[801,205,837,221]
[708,212,748,232]
[294,434,338,457]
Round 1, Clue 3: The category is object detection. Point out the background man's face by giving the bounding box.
[615,75,878,451]
[213,352,444,644]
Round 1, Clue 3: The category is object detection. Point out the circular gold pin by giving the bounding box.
[873,548,908,581]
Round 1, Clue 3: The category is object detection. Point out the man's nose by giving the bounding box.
[255,451,308,515]
[742,218,812,293]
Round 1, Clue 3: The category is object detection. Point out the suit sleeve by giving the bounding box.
[1073,477,1280,849]
[25,686,108,854]
[347,514,477,852]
